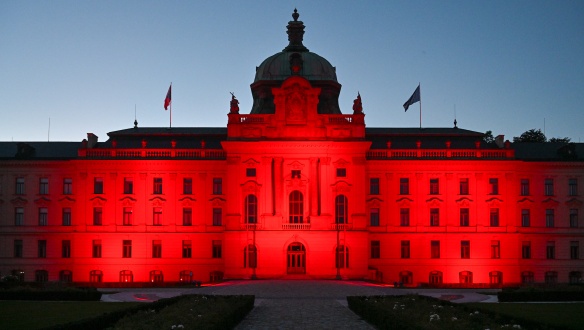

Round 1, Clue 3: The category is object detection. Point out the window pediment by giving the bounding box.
[542,197,559,207]
[366,197,383,208]
[90,196,107,206]
[149,196,166,206]
[119,196,137,206]
[565,198,583,208]
[517,197,534,204]
[426,197,443,207]
[396,197,413,207]
[34,197,51,206]
[210,197,226,207]
[58,196,76,204]
[179,196,196,207]
[241,180,262,194]
[485,197,503,207]
[455,197,473,207]
[10,197,28,206]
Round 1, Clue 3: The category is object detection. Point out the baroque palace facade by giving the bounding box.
[1,10,583,286]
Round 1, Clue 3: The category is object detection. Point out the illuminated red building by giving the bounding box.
[1,10,583,286]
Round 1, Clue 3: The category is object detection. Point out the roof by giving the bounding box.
[0,142,80,160]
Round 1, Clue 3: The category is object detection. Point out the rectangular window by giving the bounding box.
[123,207,132,226]
[182,208,192,226]
[153,207,163,226]
[490,208,499,227]
[460,240,470,259]
[459,178,469,195]
[92,240,102,258]
[123,178,133,194]
[93,207,102,226]
[569,178,578,196]
[212,240,222,258]
[570,209,579,228]
[400,240,410,259]
[460,208,469,227]
[123,240,132,258]
[431,240,440,258]
[521,209,530,227]
[14,239,23,258]
[400,178,409,195]
[400,208,410,226]
[545,209,555,228]
[38,207,48,226]
[291,170,301,179]
[546,241,555,259]
[39,178,49,195]
[15,207,24,226]
[16,177,25,195]
[182,240,192,258]
[491,240,500,259]
[489,178,499,195]
[62,207,71,226]
[520,179,530,196]
[63,178,72,195]
[522,241,531,259]
[369,178,380,195]
[213,208,222,226]
[430,208,439,226]
[62,240,71,258]
[370,240,380,259]
[370,208,380,226]
[570,241,579,259]
[429,178,439,195]
[246,168,256,177]
[152,240,162,258]
[183,178,193,194]
[94,177,103,194]
[545,178,554,196]
[153,178,163,194]
[38,240,47,258]
[212,177,222,194]
[336,168,346,177]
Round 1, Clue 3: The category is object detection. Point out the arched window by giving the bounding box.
[489,271,503,285]
[90,270,103,283]
[245,194,257,224]
[179,270,193,283]
[521,271,534,284]
[335,195,348,224]
[149,270,163,283]
[289,191,304,223]
[59,270,72,282]
[335,245,349,268]
[244,244,257,268]
[119,270,133,283]
[400,271,413,285]
[429,271,443,285]
[35,270,48,283]
[459,271,473,284]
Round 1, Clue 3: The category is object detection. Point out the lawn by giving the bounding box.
[0,301,142,329]
[466,302,584,330]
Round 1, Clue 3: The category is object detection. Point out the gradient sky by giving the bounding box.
[1,1,583,143]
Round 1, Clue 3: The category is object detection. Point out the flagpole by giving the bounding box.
[170,82,172,128]
[418,83,422,129]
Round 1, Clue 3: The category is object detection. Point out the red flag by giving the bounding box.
[164,84,172,110]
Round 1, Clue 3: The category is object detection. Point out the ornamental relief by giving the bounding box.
[285,84,307,122]
[485,197,503,207]
[90,196,107,206]
[179,196,196,207]
[119,196,137,207]
[10,197,28,206]
[34,197,51,206]
[366,197,383,208]
[455,197,473,207]
[565,198,583,208]
[331,180,351,193]
[210,197,226,207]
[426,197,443,207]
[541,197,559,207]
[149,196,166,207]
[241,180,261,194]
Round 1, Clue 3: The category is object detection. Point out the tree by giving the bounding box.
[549,137,571,143]
[513,129,547,143]
[483,130,495,143]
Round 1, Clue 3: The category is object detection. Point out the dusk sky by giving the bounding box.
[1,1,583,143]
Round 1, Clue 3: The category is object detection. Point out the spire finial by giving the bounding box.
[284,8,308,52]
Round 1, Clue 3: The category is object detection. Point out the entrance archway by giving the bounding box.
[287,242,306,274]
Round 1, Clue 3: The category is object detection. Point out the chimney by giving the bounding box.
[87,133,98,148]
[495,135,505,148]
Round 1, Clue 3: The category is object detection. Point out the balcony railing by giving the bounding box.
[366,148,514,160]
[282,223,311,230]
[79,148,226,160]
